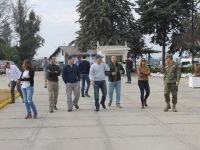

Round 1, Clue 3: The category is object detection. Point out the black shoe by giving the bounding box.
[85,93,90,97]
[95,108,99,111]
[126,82,131,84]
[144,103,148,107]
[68,109,73,112]
[9,101,15,104]
[44,86,47,88]
[54,106,58,110]
[74,104,79,109]
[33,112,38,119]
[82,95,85,97]
[100,102,106,109]
[50,110,53,113]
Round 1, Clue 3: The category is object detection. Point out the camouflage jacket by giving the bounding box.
[164,63,181,83]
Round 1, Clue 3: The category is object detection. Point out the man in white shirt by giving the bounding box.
[5,62,23,104]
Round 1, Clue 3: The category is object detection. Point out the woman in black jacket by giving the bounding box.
[20,60,38,119]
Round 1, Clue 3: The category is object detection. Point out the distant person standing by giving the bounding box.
[75,55,82,66]
[137,58,151,109]
[164,54,181,112]
[20,60,38,119]
[79,56,91,97]
[89,55,110,111]
[107,56,125,108]
[47,57,60,113]
[42,57,49,88]
[5,62,23,104]
[126,57,133,84]
[62,56,80,112]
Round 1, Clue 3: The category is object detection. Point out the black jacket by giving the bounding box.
[107,63,125,82]
[126,59,133,70]
[20,69,35,87]
[47,64,60,82]
[79,60,90,74]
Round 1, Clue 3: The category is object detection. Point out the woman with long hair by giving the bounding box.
[20,60,38,119]
[137,58,151,109]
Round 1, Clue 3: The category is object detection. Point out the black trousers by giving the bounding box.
[10,81,23,102]
[138,80,150,105]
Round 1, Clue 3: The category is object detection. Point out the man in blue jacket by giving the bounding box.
[62,56,80,112]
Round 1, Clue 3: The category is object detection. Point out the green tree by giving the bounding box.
[74,0,144,52]
[169,13,200,56]
[136,0,192,67]
[13,0,44,61]
[0,39,20,64]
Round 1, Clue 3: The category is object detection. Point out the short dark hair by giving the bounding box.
[77,55,81,59]
[23,60,32,70]
[68,56,73,60]
[82,56,86,59]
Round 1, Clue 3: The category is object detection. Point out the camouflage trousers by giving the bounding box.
[164,82,178,105]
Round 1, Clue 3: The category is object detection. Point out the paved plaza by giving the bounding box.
[0,72,200,150]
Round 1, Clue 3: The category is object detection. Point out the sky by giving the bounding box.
[30,0,162,59]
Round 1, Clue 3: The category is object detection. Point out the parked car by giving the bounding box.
[0,60,15,75]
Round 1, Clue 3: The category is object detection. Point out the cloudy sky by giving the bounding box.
[30,0,161,59]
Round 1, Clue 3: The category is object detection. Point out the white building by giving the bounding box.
[97,42,130,64]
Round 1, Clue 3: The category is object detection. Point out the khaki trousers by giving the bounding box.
[48,81,59,111]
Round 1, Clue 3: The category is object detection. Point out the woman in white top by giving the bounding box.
[20,60,37,119]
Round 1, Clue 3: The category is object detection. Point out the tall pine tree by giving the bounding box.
[74,0,144,52]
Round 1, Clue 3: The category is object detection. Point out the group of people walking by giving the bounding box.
[5,53,181,119]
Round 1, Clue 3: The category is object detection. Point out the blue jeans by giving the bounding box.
[81,74,90,96]
[126,69,132,82]
[138,80,150,105]
[108,81,121,104]
[21,87,37,114]
[93,80,107,109]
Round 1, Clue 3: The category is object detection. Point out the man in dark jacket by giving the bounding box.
[126,57,133,84]
[79,56,91,97]
[47,57,61,113]
[62,56,80,112]
[107,56,125,108]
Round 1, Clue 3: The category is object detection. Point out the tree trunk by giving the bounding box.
[162,34,166,69]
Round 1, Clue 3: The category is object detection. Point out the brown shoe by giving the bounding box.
[116,104,122,108]
[33,112,38,119]
[172,105,177,112]
[108,101,112,107]
[25,113,32,119]
[164,103,171,112]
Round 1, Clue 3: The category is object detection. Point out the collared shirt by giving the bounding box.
[42,60,50,72]
[6,65,22,83]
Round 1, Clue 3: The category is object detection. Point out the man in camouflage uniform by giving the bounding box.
[164,54,181,112]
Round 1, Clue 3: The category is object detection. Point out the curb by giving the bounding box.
[0,93,20,109]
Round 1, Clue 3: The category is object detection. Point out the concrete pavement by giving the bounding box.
[0,72,200,150]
